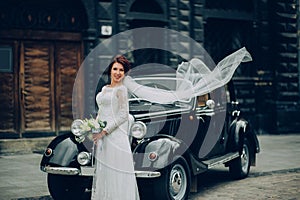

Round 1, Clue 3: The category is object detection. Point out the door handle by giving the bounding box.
[21,88,28,100]
[21,89,28,95]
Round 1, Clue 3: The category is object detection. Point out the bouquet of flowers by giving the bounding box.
[71,116,107,143]
[75,116,106,142]
[80,116,107,134]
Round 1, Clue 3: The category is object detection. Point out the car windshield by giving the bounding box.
[128,77,193,104]
[127,76,195,117]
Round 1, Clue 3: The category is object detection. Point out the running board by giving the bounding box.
[202,152,240,169]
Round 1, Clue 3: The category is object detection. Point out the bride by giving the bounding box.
[91,55,139,200]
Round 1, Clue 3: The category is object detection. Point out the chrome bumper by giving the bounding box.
[42,166,80,175]
[42,166,161,178]
[135,170,161,178]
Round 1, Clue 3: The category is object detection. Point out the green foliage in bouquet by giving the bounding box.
[80,115,107,133]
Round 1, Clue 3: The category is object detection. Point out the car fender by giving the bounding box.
[235,119,260,153]
[228,119,247,152]
[133,135,185,170]
[40,133,84,168]
[228,119,260,165]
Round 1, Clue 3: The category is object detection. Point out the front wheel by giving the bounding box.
[139,156,191,200]
[47,174,88,200]
[229,139,251,179]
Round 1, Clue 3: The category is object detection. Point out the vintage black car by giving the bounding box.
[40,73,260,200]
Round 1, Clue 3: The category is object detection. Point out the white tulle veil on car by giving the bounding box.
[123,47,252,103]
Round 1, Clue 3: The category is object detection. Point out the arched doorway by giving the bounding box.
[0,0,88,137]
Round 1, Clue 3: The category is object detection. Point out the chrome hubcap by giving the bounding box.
[169,164,187,200]
[241,144,249,172]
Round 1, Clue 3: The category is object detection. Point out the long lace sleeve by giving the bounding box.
[103,86,129,134]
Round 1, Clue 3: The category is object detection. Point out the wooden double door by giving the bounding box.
[0,39,82,137]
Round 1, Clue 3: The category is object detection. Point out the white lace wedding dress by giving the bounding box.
[91,85,139,200]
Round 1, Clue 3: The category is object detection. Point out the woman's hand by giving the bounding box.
[92,130,107,144]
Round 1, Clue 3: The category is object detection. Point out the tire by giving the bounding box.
[139,156,191,200]
[47,174,87,200]
[229,139,251,179]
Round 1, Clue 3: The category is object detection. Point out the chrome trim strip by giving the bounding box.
[43,166,80,175]
[195,107,214,111]
[205,152,240,169]
[135,170,161,178]
[195,113,215,118]
[134,108,191,120]
[195,108,215,117]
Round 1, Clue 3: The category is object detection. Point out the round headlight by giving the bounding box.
[77,151,91,165]
[130,121,147,139]
[71,119,84,137]
[206,99,215,109]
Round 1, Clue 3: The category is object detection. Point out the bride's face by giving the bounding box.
[110,62,125,85]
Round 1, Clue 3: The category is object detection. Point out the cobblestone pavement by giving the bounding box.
[1,134,299,200]
[188,168,300,200]
[11,168,300,200]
